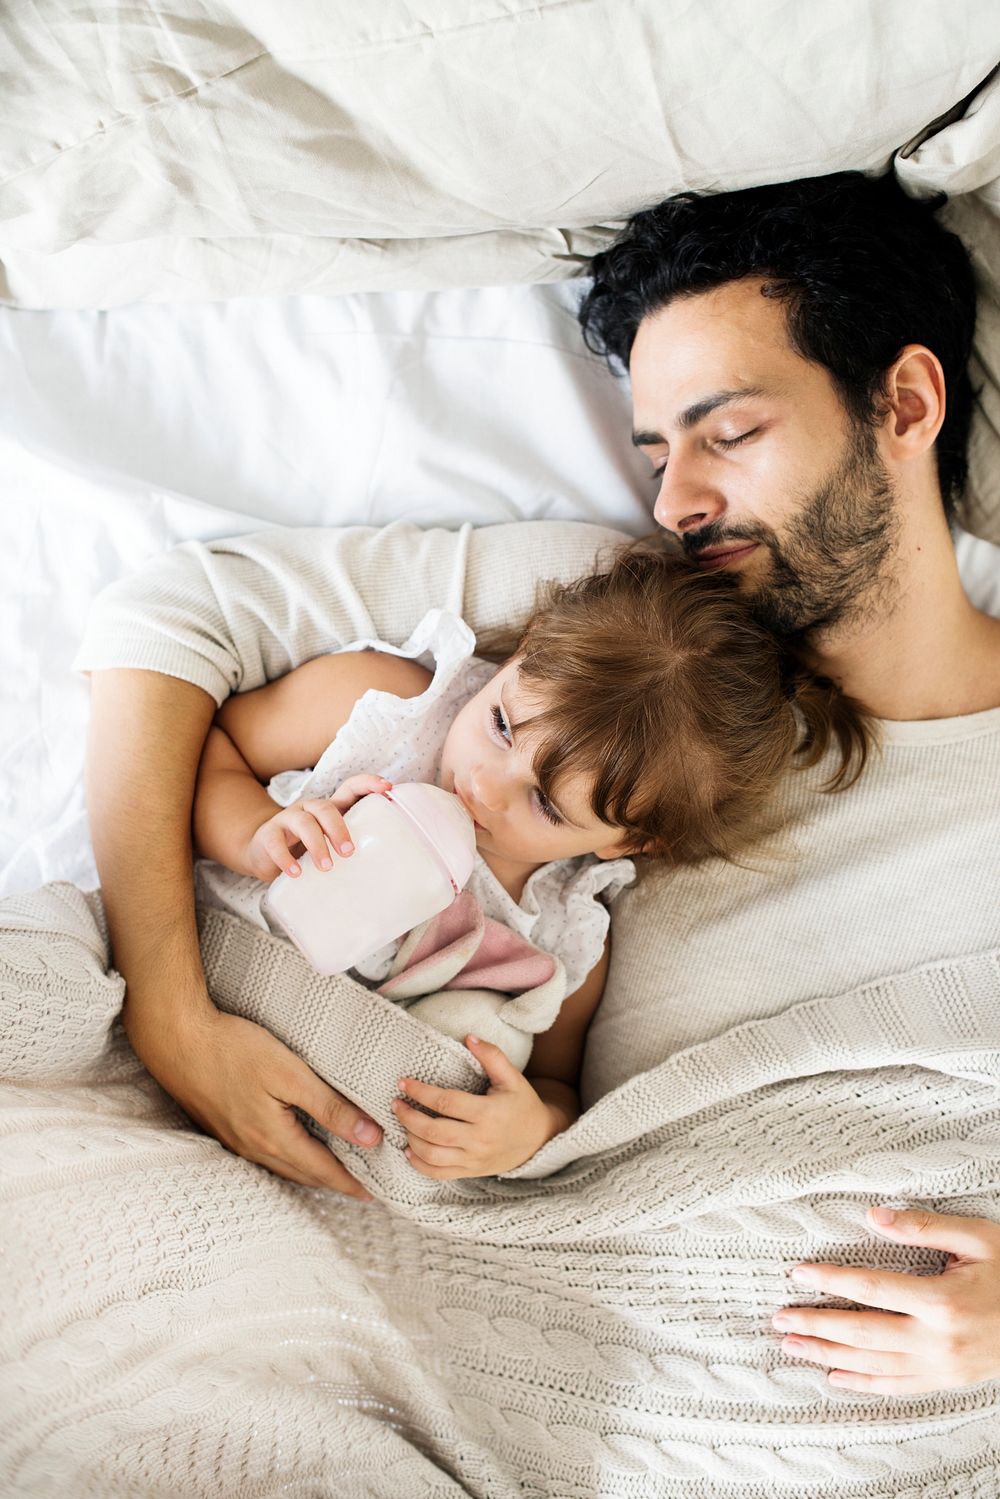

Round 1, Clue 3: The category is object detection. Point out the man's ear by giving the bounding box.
[882,344,946,460]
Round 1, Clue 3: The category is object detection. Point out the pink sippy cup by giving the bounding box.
[262,782,476,975]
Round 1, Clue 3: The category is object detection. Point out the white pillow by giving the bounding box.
[1,0,997,307]
[898,68,1000,545]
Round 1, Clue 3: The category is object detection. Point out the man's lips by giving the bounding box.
[692,541,760,571]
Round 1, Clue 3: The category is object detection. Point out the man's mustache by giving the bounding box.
[679,522,770,561]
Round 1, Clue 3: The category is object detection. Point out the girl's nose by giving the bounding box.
[470,764,508,814]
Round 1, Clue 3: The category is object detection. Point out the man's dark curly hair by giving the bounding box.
[578,171,977,517]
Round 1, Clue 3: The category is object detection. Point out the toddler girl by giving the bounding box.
[193,540,870,1179]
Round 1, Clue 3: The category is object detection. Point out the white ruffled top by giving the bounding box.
[196,609,635,994]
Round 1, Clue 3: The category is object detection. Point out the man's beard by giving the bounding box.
[681,423,899,638]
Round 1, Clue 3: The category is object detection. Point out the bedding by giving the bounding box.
[2,2,996,309]
[3,882,999,1497]
[4,278,1000,903]
[4,6,1000,1491]
[0,279,651,898]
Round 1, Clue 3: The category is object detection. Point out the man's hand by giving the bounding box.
[773,1205,1000,1393]
[126,998,383,1195]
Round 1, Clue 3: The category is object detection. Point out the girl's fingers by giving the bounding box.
[286,807,337,870]
[405,1140,468,1171]
[260,823,303,876]
[301,803,355,863]
[397,1075,483,1122]
[328,775,392,812]
[392,1097,469,1147]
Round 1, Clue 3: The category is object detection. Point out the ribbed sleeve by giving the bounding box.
[73,520,628,704]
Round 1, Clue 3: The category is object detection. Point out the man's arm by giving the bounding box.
[81,520,626,1186]
[86,668,382,1193]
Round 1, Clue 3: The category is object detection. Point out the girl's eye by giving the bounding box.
[716,428,758,451]
[533,789,562,827]
[649,467,665,486]
[490,704,512,743]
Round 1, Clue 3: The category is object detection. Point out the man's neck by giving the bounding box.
[809,520,1000,722]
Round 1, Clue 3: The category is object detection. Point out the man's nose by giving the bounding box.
[653,457,727,537]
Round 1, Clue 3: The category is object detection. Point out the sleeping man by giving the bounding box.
[4,171,999,1479]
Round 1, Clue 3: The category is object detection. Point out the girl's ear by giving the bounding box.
[594,837,649,860]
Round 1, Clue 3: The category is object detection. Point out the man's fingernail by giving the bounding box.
[790,1266,818,1284]
[871,1205,897,1226]
[354,1119,380,1144]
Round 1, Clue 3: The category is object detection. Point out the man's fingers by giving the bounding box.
[256,1140,374,1197]
[867,1204,1000,1261]
[788,1261,934,1316]
[773,1305,914,1353]
[779,1333,910,1377]
[825,1370,944,1395]
[292,1065,383,1149]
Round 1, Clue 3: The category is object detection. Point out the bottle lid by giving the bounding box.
[383,782,476,892]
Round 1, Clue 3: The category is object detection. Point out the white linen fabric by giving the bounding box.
[4,2,1000,540]
[196,607,635,995]
[1,1,996,309]
[2,881,999,1497]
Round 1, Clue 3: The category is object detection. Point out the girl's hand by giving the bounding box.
[244,773,391,882]
[774,1205,1000,1393]
[393,1036,560,1178]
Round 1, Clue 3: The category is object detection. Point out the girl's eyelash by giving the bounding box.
[534,790,562,826]
[490,704,511,742]
[490,703,561,825]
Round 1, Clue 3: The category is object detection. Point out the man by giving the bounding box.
[77,172,1000,1393]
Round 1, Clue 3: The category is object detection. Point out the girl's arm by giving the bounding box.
[394,936,611,1177]
[192,650,431,877]
[523,934,611,1136]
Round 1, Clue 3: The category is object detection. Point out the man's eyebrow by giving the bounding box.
[631,387,768,447]
[499,681,582,829]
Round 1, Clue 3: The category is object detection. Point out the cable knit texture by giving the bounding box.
[2,881,1000,1497]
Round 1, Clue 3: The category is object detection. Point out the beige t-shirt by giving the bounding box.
[75,520,1000,1107]
[582,708,1000,1105]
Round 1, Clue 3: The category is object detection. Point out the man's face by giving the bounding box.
[629,278,898,636]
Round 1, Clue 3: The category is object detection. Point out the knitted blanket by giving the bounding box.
[3,882,1000,1498]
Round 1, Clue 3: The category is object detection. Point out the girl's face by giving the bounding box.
[437,659,633,870]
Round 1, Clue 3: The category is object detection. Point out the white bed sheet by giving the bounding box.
[4,283,999,898]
